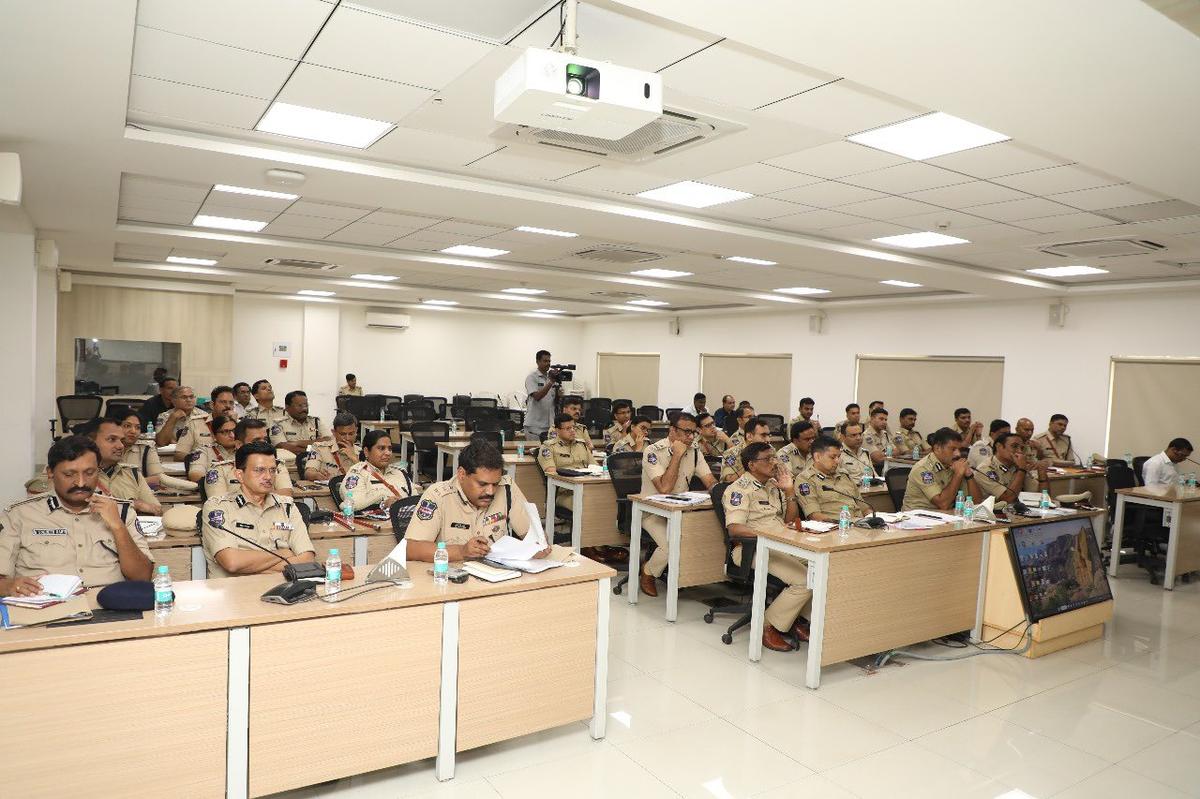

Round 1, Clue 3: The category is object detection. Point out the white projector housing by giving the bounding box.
[494,48,662,140]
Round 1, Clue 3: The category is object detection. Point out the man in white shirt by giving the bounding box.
[1143,439,1194,486]
[522,349,558,442]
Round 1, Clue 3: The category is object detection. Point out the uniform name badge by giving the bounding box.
[273,521,294,531]
[32,528,68,536]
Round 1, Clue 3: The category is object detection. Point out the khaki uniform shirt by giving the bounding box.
[603,422,627,448]
[99,463,157,508]
[548,422,593,451]
[722,473,788,533]
[185,442,238,483]
[902,453,958,511]
[1034,432,1077,463]
[840,447,873,482]
[406,477,532,546]
[863,426,892,456]
[1019,438,1043,462]
[974,454,1038,499]
[955,423,981,446]
[796,464,864,519]
[271,414,330,447]
[775,442,813,480]
[537,438,592,473]
[728,429,746,449]
[698,434,730,458]
[121,437,163,478]
[201,455,293,499]
[0,492,153,586]
[338,384,363,397]
[158,408,213,460]
[306,441,362,479]
[342,461,413,510]
[893,428,925,457]
[720,443,746,482]
[641,438,712,495]
[245,404,288,431]
[967,439,996,469]
[610,434,644,455]
[200,491,314,579]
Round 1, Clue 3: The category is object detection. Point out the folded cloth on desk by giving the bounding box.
[136,516,164,537]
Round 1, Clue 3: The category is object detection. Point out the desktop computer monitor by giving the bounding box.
[1006,516,1112,623]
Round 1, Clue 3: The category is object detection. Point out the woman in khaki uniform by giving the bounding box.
[343,430,413,511]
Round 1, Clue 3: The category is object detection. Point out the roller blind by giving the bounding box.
[854,355,1004,433]
[596,352,660,403]
[700,353,792,417]
[1107,358,1200,457]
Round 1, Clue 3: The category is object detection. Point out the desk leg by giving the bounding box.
[628,506,642,606]
[226,627,250,799]
[436,603,460,781]
[971,531,990,642]
[1108,494,1126,577]
[1164,501,1182,591]
[353,535,368,567]
[805,554,830,690]
[435,451,445,483]
[544,481,557,546]
[748,541,769,662]
[665,511,682,623]
[412,449,421,483]
[191,545,206,580]
[450,450,460,474]
[571,485,583,551]
[591,577,611,740]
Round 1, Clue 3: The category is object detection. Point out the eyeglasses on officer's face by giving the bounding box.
[672,425,697,437]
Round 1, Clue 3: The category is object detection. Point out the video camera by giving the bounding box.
[549,363,576,383]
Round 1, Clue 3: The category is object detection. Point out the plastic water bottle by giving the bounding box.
[146,421,155,437]
[500,429,506,448]
[378,405,385,421]
[325,548,342,594]
[450,419,458,435]
[153,565,174,618]
[433,542,449,584]
[341,489,355,522]
[516,443,525,457]
[838,505,852,537]
[1188,473,1197,490]
[963,495,975,522]
[885,440,893,458]
[602,457,609,476]
[954,490,965,516]
[1040,490,1051,510]
[861,468,871,488]
[1124,452,1134,468]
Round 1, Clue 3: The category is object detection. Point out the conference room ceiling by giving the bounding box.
[6,0,1200,317]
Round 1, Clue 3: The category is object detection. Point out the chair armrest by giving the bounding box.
[731,535,757,579]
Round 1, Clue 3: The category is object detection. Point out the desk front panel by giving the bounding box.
[512,461,546,507]
[580,480,623,547]
[677,509,727,589]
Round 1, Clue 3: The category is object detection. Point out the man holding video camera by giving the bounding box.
[523,350,574,442]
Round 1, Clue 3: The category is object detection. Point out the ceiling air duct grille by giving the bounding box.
[1037,238,1165,259]
[574,248,663,264]
[264,258,337,270]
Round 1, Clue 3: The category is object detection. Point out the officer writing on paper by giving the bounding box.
[406,441,556,562]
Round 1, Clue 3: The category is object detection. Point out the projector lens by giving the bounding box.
[566,76,584,95]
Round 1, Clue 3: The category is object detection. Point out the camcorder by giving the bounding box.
[549,363,576,383]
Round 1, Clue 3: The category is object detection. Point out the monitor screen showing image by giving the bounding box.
[1006,516,1112,623]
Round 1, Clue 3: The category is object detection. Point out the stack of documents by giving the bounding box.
[647,491,710,505]
[0,574,85,608]
[801,520,836,533]
[483,535,565,573]
[136,516,164,537]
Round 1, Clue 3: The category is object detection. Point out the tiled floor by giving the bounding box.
[277,570,1200,798]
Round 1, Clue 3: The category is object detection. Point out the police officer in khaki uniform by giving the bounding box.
[155,385,215,461]
[245,379,288,428]
[539,414,593,512]
[973,432,1049,503]
[638,412,716,597]
[893,408,925,458]
[406,441,561,562]
[839,403,862,440]
[611,416,652,455]
[697,412,732,458]
[1034,414,1078,465]
[338,373,363,397]
[722,441,810,652]
[968,419,1011,469]
[232,382,252,421]
[200,440,315,578]
[304,413,362,481]
[185,414,239,482]
[0,436,153,596]
[548,397,593,452]
[1015,418,1048,463]
[953,407,984,447]
[862,407,892,471]
[604,400,633,449]
[272,390,331,456]
[721,416,772,482]
[727,405,756,449]
[839,422,874,482]
[788,396,819,428]
[113,408,164,487]
[194,418,294,499]
[902,427,985,511]
[342,430,413,511]
[796,435,870,521]
[775,420,817,480]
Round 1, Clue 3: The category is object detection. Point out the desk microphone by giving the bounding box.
[209,521,325,582]
[820,484,886,528]
[1186,457,1200,468]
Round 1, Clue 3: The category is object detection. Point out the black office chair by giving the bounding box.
[820,426,836,436]
[57,394,102,434]
[464,406,498,430]
[450,395,471,419]
[1105,458,1128,471]
[75,379,101,394]
[1106,463,1163,579]
[389,496,423,542]
[469,430,502,450]
[607,451,646,596]
[375,395,402,419]
[408,421,449,481]
[648,426,669,442]
[1132,456,1151,487]
[403,403,436,423]
[403,394,425,404]
[505,409,525,429]
[637,404,663,421]
[758,414,785,437]
[885,467,911,512]
[703,481,784,645]
[665,408,682,424]
[583,407,612,438]
[469,397,497,408]
[335,395,351,412]
[329,475,345,508]
[425,396,447,419]
[585,397,612,413]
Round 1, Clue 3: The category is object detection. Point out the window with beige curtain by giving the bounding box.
[596,353,660,403]
[700,353,792,418]
[1106,358,1200,457]
[854,355,1004,434]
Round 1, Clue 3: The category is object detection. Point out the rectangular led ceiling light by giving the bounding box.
[630,268,692,278]
[848,112,1010,160]
[422,299,458,306]
[1025,265,1108,277]
[350,273,399,281]
[256,101,395,148]
[502,287,546,295]
[192,214,267,232]
[514,226,578,237]
[880,279,923,288]
[440,245,510,258]
[166,256,218,266]
[532,308,564,314]
[297,289,335,296]
[628,299,668,306]
[213,184,299,200]
[636,180,753,208]
[872,231,969,248]
[774,286,830,295]
[725,256,777,266]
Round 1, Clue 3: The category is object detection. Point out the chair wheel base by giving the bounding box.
[612,584,623,595]
[721,633,733,645]
[703,612,714,623]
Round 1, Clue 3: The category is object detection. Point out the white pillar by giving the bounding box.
[34,239,58,466]
[0,205,38,504]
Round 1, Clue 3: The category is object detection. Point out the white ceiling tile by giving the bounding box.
[841,162,971,194]
[758,80,925,137]
[132,26,294,99]
[128,75,269,128]
[1049,183,1169,211]
[260,222,339,239]
[284,201,375,221]
[120,176,210,203]
[117,204,197,226]
[169,247,227,261]
[768,181,886,208]
[709,196,811,220]
[115,243,171,259]
[1130,215,1200,236]
[324,223,413,246]
[925,142,1069,178]
[361,210,444,228]
[555,165,677,195]
[889,209,995,230]
[764,141,907,179]
[1016,212,1118,233]
[195,202,278,223]
[427,220,510,236]
[968,197,1079,223]
[305,6,495,90]
[990,164,1123,195]
[264,216,345,234]
[509,3,715,72]
[836,195,944,220]
[660,40,833,110]
[906,181,1030,208]
[354,0,549,41]
[773,209,873,230]
[277,63,433,123]
[949,222,1034,244]
[820,220,919,240]
[700,163,821,195]
[467,147,597,181]
[117,195,203,217]
[397,230,477,245]
[137,0,333,59]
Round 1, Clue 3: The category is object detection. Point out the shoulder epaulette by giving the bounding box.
[6,492,51,512]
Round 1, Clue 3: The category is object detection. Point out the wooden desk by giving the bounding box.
[0,560,614,797]
[1048,467,1108,510]
[627,495,726,622]
[749,519,998,688]
[863,485,894,514]
[1109,485,1200,589]
[545,473,622,550]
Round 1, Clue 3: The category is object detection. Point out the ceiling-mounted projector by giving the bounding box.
[494,47,662,140]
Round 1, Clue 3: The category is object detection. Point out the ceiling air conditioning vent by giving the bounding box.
[1037,238,1165,259]
[574,248,663,264]
[494,107,744,163]
[589,290,648,299]
[264,258,337,270]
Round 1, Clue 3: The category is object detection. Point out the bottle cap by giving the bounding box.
[329,548,339,555]
[157,564,168,574]
[436,541,446,549]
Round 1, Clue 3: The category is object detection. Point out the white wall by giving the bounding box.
[578,289,1200,459]
[34,241,57,467]
[0,206,37,504]
[231,294,305,396]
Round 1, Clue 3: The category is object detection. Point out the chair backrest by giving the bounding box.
[403,394,424,404]
[470,397,497,408]
[404,404,436,423]
[464,406,497,427]
[1107,464,1136,492]
[637,404,663,421]
[329,475,345,507]
[885,467,910,512]
[505,408,525,428]
[1105,458,1127,470]
[471,414,501,433]
[758,413,785,436]
[425,396,447,417]
[409,421,449,451]
[648,426,669,442]
[335,395,350,411]
[585,397,611,413]
[385,399,403,421]
[340,395,370,421]
[1132,455,1150,486]
[469,430,502,450]
[606,451,644,534]
[497,419,517,440]
[665,408,682,424]
[389,495,423,542]
[710,480,731,537]
[451,394,471,409]
[820,426,836,435]
[57,394,103,428]
[583,407,612,437]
